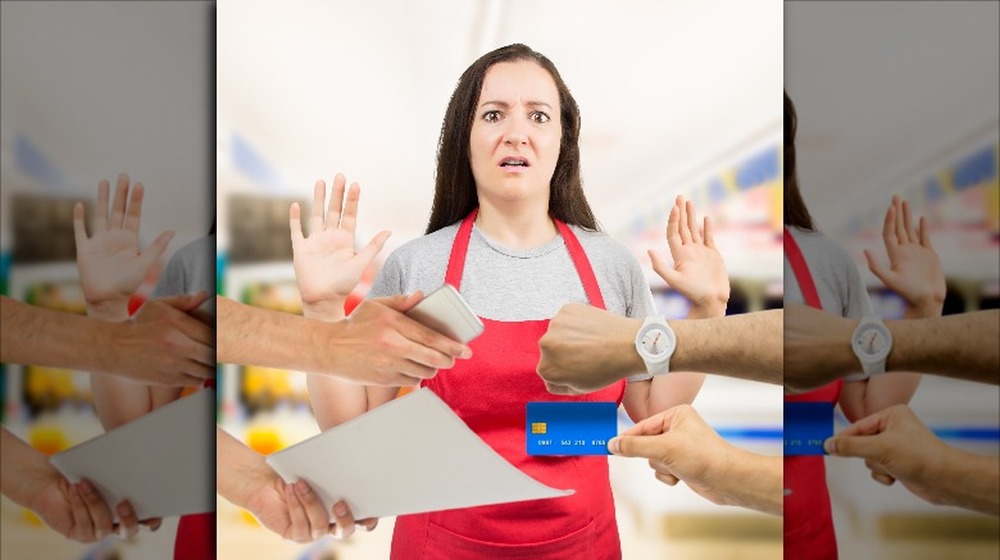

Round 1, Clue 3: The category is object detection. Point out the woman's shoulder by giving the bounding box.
[384,223,460,264]
[787,227,854,266]
[567,225,645,281]
[569,226,639,261]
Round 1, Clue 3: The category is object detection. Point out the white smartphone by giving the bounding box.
[405,285,484,343]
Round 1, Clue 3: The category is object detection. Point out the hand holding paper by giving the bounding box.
[266,389,573,520]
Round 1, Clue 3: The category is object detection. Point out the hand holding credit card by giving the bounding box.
[527,402,618,456]
[784,402,834,455]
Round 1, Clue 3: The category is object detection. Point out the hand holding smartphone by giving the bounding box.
[405,285,484,343]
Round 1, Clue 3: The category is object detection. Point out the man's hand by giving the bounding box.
[649,195,729,317]
[825,405,954,505]
[609,405,782,515]
[327,292,472,387]
[29,478,160,542]
[783,304,859,394]
[609,405,734,504]
[103,292,215,385]
[537,303,642,394]
[245,478,377,542]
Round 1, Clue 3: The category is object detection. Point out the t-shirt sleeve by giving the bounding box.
[841,254,875,382]
[843,259,874,319]
[367,251,405,299]
[621,250,657,383]
[150,250,188,298]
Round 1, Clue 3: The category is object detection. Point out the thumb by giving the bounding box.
[864,249,891,285]
[647,249,675,285]
[824,434,881,459]
[379,290,424,313]
[608,434,661,459]
[356,231,391,266]
[138,231,175,271]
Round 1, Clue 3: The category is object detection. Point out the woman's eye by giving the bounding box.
[530,111,550,124]
[483,110,501,123]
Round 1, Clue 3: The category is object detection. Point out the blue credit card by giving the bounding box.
[526,402,617,456]
[784,402,834,456]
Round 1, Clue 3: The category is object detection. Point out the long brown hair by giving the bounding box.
[426,43,598,234]
[784,90,816,231]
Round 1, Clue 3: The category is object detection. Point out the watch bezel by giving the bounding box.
[634,317,676,371]
[851,317,892,373]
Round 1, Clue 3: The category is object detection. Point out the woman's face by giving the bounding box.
[469,60,562,205]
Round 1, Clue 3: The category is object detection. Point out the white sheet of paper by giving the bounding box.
[265,388,574,520]
[49,390,214,521]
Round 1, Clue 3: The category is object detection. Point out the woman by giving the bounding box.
[295,44,706,559]
[783,91,941,558]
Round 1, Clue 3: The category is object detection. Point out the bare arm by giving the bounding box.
[539,307,783,395]
[76,175,188,429]
[287,177,469,429]
[623,197,723,420]
[1,426,58,508]
[840,197,935,421]
[1,296,119,371]
[887,311,999,385]
[218,294,467,428]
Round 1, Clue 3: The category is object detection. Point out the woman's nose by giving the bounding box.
[502,119,529,145]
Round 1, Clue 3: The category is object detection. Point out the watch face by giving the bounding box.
[853,325,890,359]
[640,327,671,357]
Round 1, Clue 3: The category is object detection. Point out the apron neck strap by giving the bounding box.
[783,226,822,310]
[445,209,606,310]
[556,220,606,309]
[444,210,477,291]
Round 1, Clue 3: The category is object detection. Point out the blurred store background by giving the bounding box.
[217,1,783,559]
[787,2,999,559]
[1,2,213,559]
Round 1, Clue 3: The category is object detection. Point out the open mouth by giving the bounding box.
[499,157,530,168]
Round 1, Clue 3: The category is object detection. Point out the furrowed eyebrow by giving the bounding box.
[478,100,554,110]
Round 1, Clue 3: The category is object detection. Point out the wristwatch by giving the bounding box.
[850,315,893,376]
[634,316,676,376]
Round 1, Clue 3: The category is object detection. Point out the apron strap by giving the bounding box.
[444,209,606,310]
[555,220,606,310]
[783,226,822,309]
[444,210,477,291]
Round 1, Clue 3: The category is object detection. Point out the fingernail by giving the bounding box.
[79,480,94,494]
[334,503,348,517]
[823,438,836,454]
[118,502,132,517]
[607,438,620,455]
[295,481,309,495]
[461,348,472,359]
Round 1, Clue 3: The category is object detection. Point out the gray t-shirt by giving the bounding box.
[783,227,872,317]
[370,222,655,324]
[151,234,216,314]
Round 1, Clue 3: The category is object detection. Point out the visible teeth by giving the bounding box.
[502,161,526,166]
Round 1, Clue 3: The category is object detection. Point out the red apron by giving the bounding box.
[173,378,216,560]
[390,211,624,560]
[783,227,841,560]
